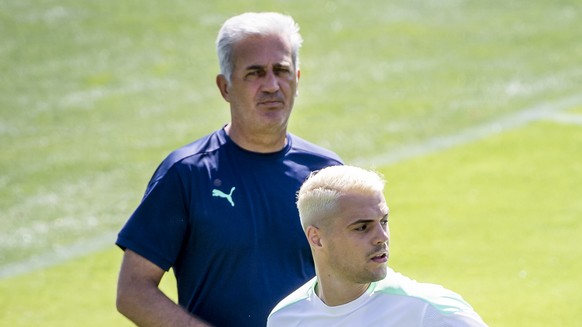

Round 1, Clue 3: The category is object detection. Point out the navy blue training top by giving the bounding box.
[116,128,342,327]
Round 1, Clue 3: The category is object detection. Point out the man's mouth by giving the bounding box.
[260,100,282,106]
[258,94,284,106]
[258,99,283,107]
[371,252,388,263]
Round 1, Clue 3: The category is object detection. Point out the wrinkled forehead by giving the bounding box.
[232,34,294,68]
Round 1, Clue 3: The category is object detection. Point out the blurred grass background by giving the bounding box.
[1,0,581,326]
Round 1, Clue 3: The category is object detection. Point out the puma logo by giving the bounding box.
[212,187,236,207]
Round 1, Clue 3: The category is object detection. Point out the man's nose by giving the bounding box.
[375,225,389,245]
[262,70,280,93]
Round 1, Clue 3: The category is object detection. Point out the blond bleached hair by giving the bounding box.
[297,165,385,230]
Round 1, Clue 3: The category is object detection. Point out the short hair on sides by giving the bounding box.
[297,165,385,230]
[216,12,303,83]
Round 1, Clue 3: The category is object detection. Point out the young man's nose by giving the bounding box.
[374,225,389,245]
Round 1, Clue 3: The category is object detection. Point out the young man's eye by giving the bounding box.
[354,225,367,232]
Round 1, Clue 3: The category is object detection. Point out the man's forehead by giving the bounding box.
[233,35,293,62]
[336,192,388,220]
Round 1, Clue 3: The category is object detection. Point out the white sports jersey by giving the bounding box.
[267,268,487,327]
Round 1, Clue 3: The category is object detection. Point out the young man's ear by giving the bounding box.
[306,225,322,248]
[216,74,230,102]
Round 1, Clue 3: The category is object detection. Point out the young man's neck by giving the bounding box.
[315,278,370,307]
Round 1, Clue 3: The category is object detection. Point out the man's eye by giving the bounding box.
[354,225,367,231]
[276,68,290,75]
[381,219,388,226]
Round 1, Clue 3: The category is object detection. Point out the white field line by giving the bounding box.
[542,112,582,125]
[1,93,582,280]
[0,232,118,279]
[353,94,582,167]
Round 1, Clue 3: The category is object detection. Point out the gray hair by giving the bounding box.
[297,166,385,230]
[216,12,303,83]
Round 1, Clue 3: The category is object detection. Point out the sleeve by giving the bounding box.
[423,302,488,327]
[116,166,190,271]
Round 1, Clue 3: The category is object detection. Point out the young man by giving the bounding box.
[115,13,342,327]
[268,165,487,327]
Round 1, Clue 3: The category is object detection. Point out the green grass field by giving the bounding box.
[1,0,581,326]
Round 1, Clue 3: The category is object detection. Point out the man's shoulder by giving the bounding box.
[374,269,477,315]
[269,277,316,316]
[147,129,226,185]
[288,133,343,164]
[165,130,226,166]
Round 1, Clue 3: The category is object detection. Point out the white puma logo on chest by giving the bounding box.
[212,187,236,207]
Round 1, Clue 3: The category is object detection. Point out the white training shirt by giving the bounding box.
[267,268,488,327]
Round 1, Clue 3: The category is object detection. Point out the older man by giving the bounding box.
[116,12,342,327]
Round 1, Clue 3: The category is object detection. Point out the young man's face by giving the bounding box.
[218,34,299,138]
[321,190,390,285]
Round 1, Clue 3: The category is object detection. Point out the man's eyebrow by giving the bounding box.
[348,219,375,226]
[244,65,264,71]
[347,214,389,226]
[244,62,291,70]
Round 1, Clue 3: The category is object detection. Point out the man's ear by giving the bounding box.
[216,74,230,102]
[295,69,300,97]
[306,225,322,248]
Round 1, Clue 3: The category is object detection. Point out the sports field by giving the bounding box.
[1,0,581,326]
